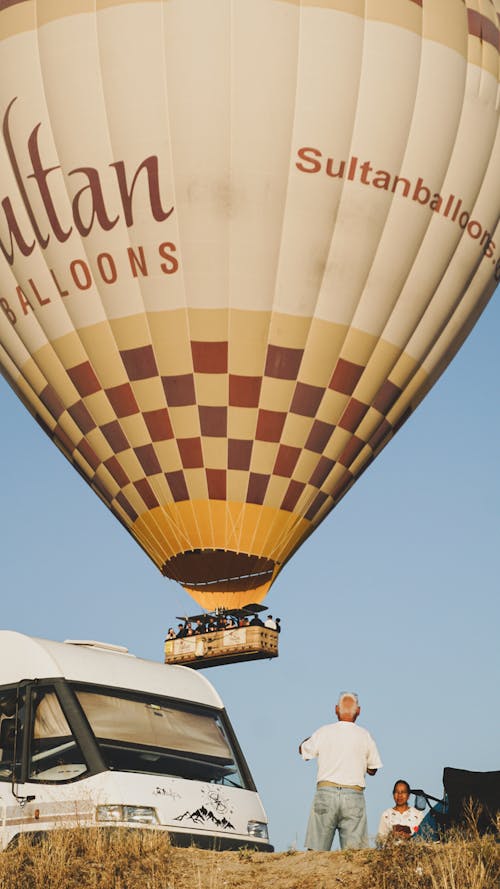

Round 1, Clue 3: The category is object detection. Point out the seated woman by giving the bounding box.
[377,779,424,842]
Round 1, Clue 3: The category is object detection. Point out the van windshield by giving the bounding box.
[73,687,247,788]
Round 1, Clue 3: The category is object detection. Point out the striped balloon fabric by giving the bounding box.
[1,0,498,609]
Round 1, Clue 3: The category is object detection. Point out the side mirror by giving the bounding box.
[412,791,427,811]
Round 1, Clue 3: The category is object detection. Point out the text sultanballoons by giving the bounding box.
[1,0,498,610]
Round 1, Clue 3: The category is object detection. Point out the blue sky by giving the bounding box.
[0,292,498,851]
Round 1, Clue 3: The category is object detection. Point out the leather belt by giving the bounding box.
[317,781,364,791]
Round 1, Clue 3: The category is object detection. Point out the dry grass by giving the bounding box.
[368,826,500,889]
[0,825,497,889]
[0,828,173,889]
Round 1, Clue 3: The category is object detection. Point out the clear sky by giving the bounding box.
[0,293,498,852]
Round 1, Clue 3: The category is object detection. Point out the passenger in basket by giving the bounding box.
[175,624,186,638]
[207,617,217,632]
[249,614,264,627]
[275,617,281,633]
[193,619,204,635]
[377,780,423,843]
[264,614,277,630]
[166,628,176,640]
[300,692,382,851]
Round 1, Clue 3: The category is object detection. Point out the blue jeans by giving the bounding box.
[305,786,368,850]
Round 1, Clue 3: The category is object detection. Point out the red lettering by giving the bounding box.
[70,260,92,290]
[0,196,36,264]
[392,176,410,197]
[429,194,442,212]
[127,246,148,277]
[295,147,322,174]
[325,157,345,179]
[412,178,430,206]
[482,233,495,258]
[443,194,455,217]
[159,241,178,275]
[459,211,470,229]
[0,297,16,324]
[70,167,119,237]
[2,99,48,257]
[16,286,34,316]
[50,268,69,297]
[111,157,174,226]
[359,161,373,185]
[347,156,358,181]
[96,252,117,284]
[1,99,178,264]
[467,219,481,239]
[28,278,51,306]
[27,123,71,243]
[372,171,390,190]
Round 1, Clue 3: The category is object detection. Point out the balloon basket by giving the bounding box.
[164,625,279,669]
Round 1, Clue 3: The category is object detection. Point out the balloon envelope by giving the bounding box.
[1,0,499,610]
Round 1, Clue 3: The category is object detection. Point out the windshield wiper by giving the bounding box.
[31,740,76,762]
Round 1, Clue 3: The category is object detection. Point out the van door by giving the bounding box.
[0,686,27,848]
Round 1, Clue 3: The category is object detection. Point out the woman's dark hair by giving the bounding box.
[392,779,411,794]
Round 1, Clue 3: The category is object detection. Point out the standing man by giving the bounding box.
[299,692,382,851]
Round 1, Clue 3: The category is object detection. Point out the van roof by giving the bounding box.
[0,631,223,709]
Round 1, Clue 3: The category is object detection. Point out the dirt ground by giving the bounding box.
[1,828,497,889]
[168,847,373,889]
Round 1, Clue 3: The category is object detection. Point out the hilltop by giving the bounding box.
[0,827,498,889]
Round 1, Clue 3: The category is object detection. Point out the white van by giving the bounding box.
[0,632,272,851]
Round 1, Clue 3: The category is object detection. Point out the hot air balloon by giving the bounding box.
[1,0,499,616]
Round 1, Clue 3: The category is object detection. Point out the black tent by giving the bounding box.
[442,767,500,833]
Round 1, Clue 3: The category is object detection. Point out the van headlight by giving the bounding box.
[247,820,269,840]
[96,805,159,825]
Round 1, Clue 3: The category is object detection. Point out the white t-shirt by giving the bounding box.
[300,721,382,788]
[377,806,423,840]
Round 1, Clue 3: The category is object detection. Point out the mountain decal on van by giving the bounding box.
[173,805,235,830]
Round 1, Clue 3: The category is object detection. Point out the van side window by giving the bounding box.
[0,690,24,781]
[29,688,87,783]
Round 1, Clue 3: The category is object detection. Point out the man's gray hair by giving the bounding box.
[337,692,359,713]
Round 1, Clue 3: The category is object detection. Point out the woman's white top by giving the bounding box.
[377,805,424,840]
